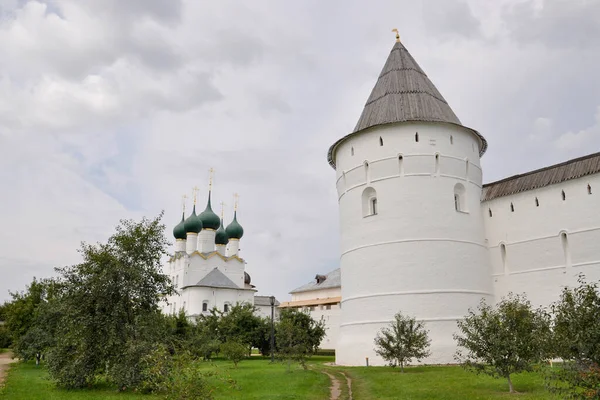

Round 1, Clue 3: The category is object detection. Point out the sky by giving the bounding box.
[1,0,599,303]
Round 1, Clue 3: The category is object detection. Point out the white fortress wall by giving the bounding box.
[335,122,493,366]
[483,173,600,307]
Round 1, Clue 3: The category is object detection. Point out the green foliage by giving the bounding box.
[275,308,326,371]
[0,324,11,348]
[139,345,213,399]
[546,275,600,399]
[373,311,431,372]
[221,340,248,368]
[45,214,174,389]
[454,293,551,393]
[217,303,263,349]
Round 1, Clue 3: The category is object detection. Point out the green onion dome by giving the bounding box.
[184,205,203,234]
[198,192,220,230]
[173,212,187,239]
[225,211,244,240]
[215,218,229,245]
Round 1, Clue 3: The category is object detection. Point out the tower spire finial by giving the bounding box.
[208,167,215,191]
[192,186,199,205]
[233,193,239,211]
[182,194,188,213]
[392,28,400,42]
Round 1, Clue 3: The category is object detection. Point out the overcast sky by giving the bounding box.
[1,0,599,303]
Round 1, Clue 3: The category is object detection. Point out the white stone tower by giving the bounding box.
[327,37,493,365]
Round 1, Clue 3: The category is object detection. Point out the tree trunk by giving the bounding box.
[400,361,404,373]
[507,374,514,393]
[35,354,40,366]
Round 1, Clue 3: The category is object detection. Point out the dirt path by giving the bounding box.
[321,370,342,400]
[340,372,353,399]
[0,351,14,386]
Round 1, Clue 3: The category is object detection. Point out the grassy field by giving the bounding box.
[0,357,330,400]
[1,356,561,400]
[330,364,558,400]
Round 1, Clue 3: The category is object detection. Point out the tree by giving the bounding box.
[454,294,551,393]
[217,303,263,352]
[220,340,247,368]
[275,308,326,371]
[46,214,175,389]
[373,312,431,372]
[546,275,600,399]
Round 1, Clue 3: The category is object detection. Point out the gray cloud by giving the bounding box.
[0,0,598,303]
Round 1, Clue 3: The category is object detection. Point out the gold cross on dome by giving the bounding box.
[182,194,188,213]
[220,201,226,219]
[208,168,215,191]
[192,186,199,205]
[392,28,400,42]
[233,193,239,211]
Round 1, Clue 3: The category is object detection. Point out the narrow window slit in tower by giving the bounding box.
[501,244,507,274]
[510,203,514,212]
[351,147,354,156]
[379,136,383,146]
[562,190,566,201]
[535,197,539,207]
[588,184,592,195]
[561,232,570,268]
[435,154,440,175]
[398,155,404,176]
[488,208,492,217]
[415,132,419,142]
[450,135,453,145]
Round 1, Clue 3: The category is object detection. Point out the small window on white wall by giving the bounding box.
[398,155,404,176]
[224,303,229,313]
[362,187,377,217]
[562,190,566,201]
[588,184,592,195]
[450,135,454,145]
[379,136,383,146]
[435,154,440,175]
[561,232,571,267]
[202,301,208,312]
[415,132,419,142]
[453,183,466,212]
[488,208,492,217]
[535,197,539,207]
[510,203,514,212]
[351,147,354,156]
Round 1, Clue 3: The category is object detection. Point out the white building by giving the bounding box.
[319,36,600,366]
[164,188,278,318]
[281,269,341,350]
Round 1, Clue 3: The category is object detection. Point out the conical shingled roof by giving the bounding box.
[327,41,487,169]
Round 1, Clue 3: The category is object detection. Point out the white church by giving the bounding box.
[163,187,277,320]
[285,36,600,366]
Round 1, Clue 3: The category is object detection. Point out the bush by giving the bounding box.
[221,340,247,368]
[0,325,11,348]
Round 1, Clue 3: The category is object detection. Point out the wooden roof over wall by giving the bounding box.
[482,152,600,201]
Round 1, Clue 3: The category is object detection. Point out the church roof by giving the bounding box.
[254,295,280,307]
[193,268,239,289]
[327,41,487,169]
[482,151,600,201]
[290,268,341,294]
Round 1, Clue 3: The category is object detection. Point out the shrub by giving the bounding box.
[221,340,247,368]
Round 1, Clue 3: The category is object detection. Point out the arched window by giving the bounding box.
[561,232,571,268]
[224,303,229,313]
[435,153,440,175]
[450,135,454,145]
[398,155,404,176]
[510,203,514,212]
[362,187,377,217]
[588,184,592,195]
[500,243,507,274]
[454,183,466,212]
[351,147,354,156]
[488,208,493,217]
[535,197,539,207]
[379,136,383,146]
[202,301,208,312]
[562,190,566,201]
[415,132,419,142]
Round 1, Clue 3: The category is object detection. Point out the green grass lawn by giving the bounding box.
[2,356,561,400]
[0,357,331,400]
[330,364,559,400]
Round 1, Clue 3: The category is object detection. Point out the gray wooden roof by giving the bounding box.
[327,41,487,169]
[482,152,600,201]
[290,268,341,294]
[254,295,280,307]
[189,268,239,289]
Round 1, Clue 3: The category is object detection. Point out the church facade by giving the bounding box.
[163,189,259,318]
[323,38,600,366]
